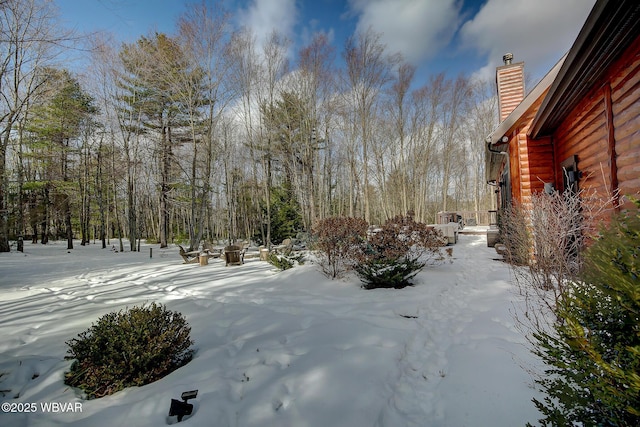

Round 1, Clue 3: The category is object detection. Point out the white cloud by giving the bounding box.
[300,21,336,49]
[236,0,298,53]
[348,0,461,64]
[460,0,596,83]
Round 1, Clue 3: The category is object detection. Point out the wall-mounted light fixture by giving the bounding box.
[169,390,198,423]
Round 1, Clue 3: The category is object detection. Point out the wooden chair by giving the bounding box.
[202,242,222,259]
[272,238,292,254]
[224,245,245,266]
[178,245,200,264]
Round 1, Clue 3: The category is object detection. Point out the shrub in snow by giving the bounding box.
[313,216,368,279]
[268,252,304,270]
[64,302,194,399]
[497,202,531,266]
[355,214,449,289]
[529,199,640,427]
[355,257,426,290]
[503,188,620,330]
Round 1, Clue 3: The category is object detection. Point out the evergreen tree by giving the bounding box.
[119,33,191,248]
[530,200,640,426]
[268,181,303,244]
[260,90,322,232]
[26,68,97,249]
[354,214,448,289]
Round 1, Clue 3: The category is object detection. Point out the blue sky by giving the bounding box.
[56,0,597,87]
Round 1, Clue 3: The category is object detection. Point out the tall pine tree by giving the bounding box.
[119,33,191,248]
[26,68,96,249]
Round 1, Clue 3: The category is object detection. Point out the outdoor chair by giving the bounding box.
[202,242,222,259]
[272,238,293,254]
[178,245,200,264]
[224,245,245,266]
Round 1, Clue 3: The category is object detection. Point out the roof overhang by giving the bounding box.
[485,55,566,148]
[485,56,565,181]
[529,0,640,138]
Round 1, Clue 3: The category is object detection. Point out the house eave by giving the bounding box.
[530,0,640,138]
[484,55,565,181]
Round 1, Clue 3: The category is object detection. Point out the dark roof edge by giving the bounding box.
[530,0,639,138]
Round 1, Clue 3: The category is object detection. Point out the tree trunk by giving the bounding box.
[97,137,106,249]
[64,195,73,250]
[41,184,50,244]
[159,125,169,248]
[0,132,11,252]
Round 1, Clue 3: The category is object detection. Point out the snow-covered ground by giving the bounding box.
[0,233,543,426]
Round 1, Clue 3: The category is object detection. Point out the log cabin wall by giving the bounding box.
[504,95,553,205]
[516,97,554,205]
[508,131,520,203]
[552,33,640,207]
[552,87,608,195]
[610,34,640,204]
[524,136,554,198]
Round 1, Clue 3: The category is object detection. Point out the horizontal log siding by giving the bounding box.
[552,33,640,213]
[611,35,640,203]
[525,137,554,190]
[515,97,552,205]
[553,89,608,196]
[509,131,521,203]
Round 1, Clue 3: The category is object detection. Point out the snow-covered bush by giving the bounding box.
[64,302,194,399]
[313,216,368,279]
[268,252,304,270]
[355,214,448,289]
[529,199,640,426]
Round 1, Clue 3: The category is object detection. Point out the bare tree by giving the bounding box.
[438,75,471,212]
[256,30,290,247]
[0,0,70,251]
[389,62,415,216]
[407,79,440,222]
[463,79,498,220]
[296,33,335,227]
[342,27,397,223]
[226,28,260,243]
[176,0,231,250]
[88,34,135,252]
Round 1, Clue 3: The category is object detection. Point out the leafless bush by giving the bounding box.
[501,186,620,330]
[313,216,369,279]
[359,214,448,264]
[498,202,531,266]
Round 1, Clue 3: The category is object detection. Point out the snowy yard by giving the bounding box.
[0,233,543,427]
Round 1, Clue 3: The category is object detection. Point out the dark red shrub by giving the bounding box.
[313,216,369,278]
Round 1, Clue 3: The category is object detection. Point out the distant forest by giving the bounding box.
[0,0,497,252]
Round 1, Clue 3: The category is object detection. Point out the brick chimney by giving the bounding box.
[496,53,525,122]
